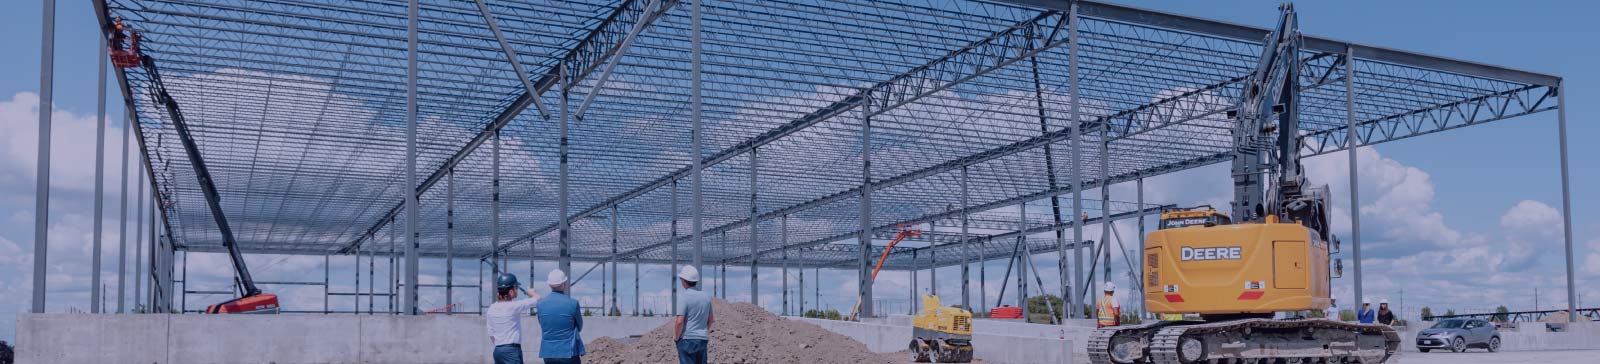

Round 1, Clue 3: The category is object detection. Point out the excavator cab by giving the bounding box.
[1157,206,1231,229]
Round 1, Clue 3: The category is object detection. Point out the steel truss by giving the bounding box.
[101,0,1562,305]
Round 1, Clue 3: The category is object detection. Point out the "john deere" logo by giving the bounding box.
[1180,246,1242,261]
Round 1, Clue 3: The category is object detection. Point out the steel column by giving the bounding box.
[1066,2,1085,320]
[1098,127,1111,319]
[324,254,330,313]
[911,250,919,315]
[1345,47,1364,311]
[961,166,971,311]
[558,66,572,275]
[781,214,790,315]
[670,179,679,315]
[31,0,56,314]
[180,252,186,312]
[90,33,107,313]
[1558,80,1575,322]
[611,206,620,315]
[402,0,420,316]
[492,131,501,274]
[447,169,455,314]
[134,165,145,311]
[1018,202,1029,321]
[689,0,705,275]
[117,113,130,314]
[749,148,759,305]
[633,255,640,316]
[858,92,875,318]
[1136,176,1145,316]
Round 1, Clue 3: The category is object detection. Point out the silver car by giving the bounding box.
[1415,318,1501,353]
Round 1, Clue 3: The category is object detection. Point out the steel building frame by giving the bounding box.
[52,0,1570,319]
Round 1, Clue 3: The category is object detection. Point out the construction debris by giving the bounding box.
[585,299,906,364]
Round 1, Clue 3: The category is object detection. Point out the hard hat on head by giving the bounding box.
[1380,299,1389,305]
[1103,281,1116,292]
[1363,299,1371,305]
[678,265,700,282]
[547,269,568,287]
[495,273,519,289]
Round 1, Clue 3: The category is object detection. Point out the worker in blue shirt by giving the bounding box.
[1357,300,1376,324]
[536,269,585,363]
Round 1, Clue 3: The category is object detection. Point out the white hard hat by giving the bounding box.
[1363,299,1371,305]
[678,265,701,282]
[1103,281,1116,292]
[1380,299,1389,305]
[547,269,568,287]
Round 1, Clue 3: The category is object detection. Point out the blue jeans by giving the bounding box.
[494,345,523,364]
[677,339,708,364]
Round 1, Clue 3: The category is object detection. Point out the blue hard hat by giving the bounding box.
[495,273,520,289]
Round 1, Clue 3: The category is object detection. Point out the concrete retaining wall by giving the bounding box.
[15,313,668,364]
[790,317,1074,364]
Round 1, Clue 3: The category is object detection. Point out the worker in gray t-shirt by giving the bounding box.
[674,265,713,364]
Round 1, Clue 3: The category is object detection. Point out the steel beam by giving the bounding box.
[339,0,680,254]
[994,0,1560,87]
[491,131,501,275]
[486,10,1074,258]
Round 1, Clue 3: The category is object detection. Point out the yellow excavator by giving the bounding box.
[1087,4,1399,364]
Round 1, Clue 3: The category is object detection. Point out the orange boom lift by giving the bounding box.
[117,24,279,313]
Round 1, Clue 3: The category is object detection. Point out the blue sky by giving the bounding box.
[1,0,1596,342]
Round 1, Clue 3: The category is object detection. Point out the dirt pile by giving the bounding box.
[584,299,906,364]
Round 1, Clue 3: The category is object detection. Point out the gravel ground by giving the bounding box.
[585,299,906,364]
[1395,350,1600,364]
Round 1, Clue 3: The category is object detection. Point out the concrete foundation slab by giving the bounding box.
[16,314,170,364]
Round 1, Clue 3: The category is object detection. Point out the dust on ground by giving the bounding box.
[584,299,908,364]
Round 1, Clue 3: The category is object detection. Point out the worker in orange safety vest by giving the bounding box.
[1097,281,1121,327]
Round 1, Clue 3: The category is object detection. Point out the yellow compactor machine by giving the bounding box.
[910,294,974,363]
[1087,4,1399,363]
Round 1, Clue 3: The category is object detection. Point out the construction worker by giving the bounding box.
[1097,282,1121,328]
[674,265,714,364]
[536,269,585,363]
[1358,300,1376,324]
[486,273,542,364]
[1377,299,1396,325]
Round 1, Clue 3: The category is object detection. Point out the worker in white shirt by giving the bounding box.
[487,273,542,364]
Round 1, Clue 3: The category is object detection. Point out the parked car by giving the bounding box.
[1415,318,1500,353]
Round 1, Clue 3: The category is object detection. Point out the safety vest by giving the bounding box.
[1097,293,1119,327]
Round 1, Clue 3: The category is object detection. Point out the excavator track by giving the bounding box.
[1142,318,1398,364]
[1089,320,1176,364]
